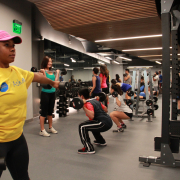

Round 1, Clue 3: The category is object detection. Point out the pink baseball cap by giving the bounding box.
[0,30,22,44]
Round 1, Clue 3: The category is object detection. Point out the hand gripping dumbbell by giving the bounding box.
[31,67,67,75]
[70,92,106,109]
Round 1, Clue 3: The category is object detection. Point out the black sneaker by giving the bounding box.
[121,124,127,129]
[113,127,124,133]
[94,140,107,146]
[78,147,95,154]
[178,109,180,115]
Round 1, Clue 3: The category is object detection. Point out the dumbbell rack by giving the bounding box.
[57,91,69,117]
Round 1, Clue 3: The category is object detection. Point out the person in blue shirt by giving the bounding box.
[111,79,132,99]
[59,72,63,82]
[159,70,162,88]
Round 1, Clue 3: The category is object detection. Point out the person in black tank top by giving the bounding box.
[78,88,112,154]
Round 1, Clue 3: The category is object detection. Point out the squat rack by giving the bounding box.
[139,0,180,167]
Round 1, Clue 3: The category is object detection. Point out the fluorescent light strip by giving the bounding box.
[64,64,69,66]
[66,68,73,70]
[139,54,180,58]
[121,57,132,61]
[113,61,120,64]
[98,61,105,64]
[128,66,153,69]
[123,47,172,52]
[106,57,112,60]
[155,61,162,64]
[95,34,162,42]
[84,67,94,69]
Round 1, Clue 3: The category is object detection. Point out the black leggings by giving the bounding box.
[79,120,111,151]
[102,88,108,107]
[0,134,29,180]
[40,92,55,117]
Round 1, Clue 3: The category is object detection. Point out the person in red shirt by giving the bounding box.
[78,88,112,154]
[99,65,109,107]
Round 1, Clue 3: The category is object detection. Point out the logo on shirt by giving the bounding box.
[0,82,8,92]
[13,78,25,87]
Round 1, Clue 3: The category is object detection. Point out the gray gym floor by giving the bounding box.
[2,96,180,180]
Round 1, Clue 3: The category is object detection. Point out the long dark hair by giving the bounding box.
[71,75,74,81]
[115,74,120,81]
[100,65,109,78]
[111,84,123,95]
[41,56,52,70]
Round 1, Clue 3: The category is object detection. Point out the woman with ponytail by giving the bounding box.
[110,84,133,132]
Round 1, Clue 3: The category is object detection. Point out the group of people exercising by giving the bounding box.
[0,30,161,179]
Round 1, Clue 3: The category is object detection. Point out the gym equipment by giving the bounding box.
[71,92,106,109]
[147,109,154,116]
[31,67,67,75]
[153,97,158,103]
[41,82,69,90]
[112,91,134,98]
[139,1,180,168]
[146,100,153,106]
[153,104,159,110]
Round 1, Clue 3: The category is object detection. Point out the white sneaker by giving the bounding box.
[48,127,58,134]
[39,129,50,137]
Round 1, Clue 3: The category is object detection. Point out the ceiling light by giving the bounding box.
[98,61,105,64]
[155,61,162,64]
[139,54,180,58]
[70,58,76,62]
[170,67,172,68]
[128,66,153,69]
[121,57,132,61]
[84,67,94,69]
[95,34,162,42]
[64,64,69,66]
[66,68,73,70]
[113,61,120,64]
[123,47,172,52]
[106,57,112,60]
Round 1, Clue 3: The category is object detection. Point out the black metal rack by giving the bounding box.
[139,0,180,167]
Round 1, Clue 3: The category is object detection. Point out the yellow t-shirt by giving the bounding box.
[0,66,34,142]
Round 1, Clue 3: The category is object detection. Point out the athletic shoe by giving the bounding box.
[94,140,107,146]
[48,127,58,134]
[78,147,95,154]
[39,129,50,137]
[121,124,127,129]
[113,127,124,133]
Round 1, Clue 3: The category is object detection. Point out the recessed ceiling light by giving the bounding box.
[139,54,180,58]
[95,34,162,42]
[106,57,112,60]
[128,66,153,69]
[64,64,69,66]
[84,67,94,69]
[98,61,105,64]
[66,68,73,70]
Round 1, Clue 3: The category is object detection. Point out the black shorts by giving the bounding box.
[91,92,101,98]
[124,112,133,118]
[40,92,55,117]
[0,134,29,180]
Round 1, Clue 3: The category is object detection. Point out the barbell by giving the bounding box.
[41,81,70,90]
[31,67,67,75]
[70,92,106,109]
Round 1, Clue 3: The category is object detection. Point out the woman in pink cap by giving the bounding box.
[0,30,60,180]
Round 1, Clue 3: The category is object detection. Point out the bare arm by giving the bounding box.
[55,70,60,81]
[83,106,94,119]
[103,106,108,113]
[90,76,96,94]
[124,74,130,81]
[32,73,59,88]
[116,97,121,107]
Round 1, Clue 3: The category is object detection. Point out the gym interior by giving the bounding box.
[0,0,180,179]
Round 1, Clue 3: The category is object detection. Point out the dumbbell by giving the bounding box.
[153,104,159,110]
[31,67,67,75]
[153,97,158,103]
[146,100,153,106]
[124,99,133,106]
[42,81,70,90]
[147,109,154,115]
[70,92,106,109]
[127,90,134,97]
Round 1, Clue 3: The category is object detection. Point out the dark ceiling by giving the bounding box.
[28,0,180,63]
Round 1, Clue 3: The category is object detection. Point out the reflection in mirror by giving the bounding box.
[44,39,105,82]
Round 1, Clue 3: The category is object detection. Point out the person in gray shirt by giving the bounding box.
[123,69,131,84]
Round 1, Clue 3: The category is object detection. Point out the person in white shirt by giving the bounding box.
[153,72,159,97]
[110,84,133,132]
